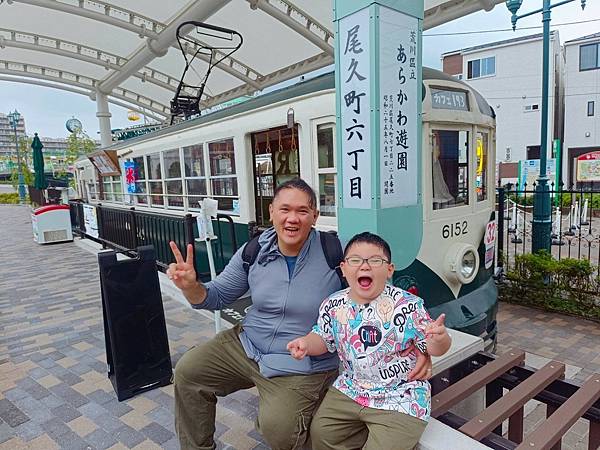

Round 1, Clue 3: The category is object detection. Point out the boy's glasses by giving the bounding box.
[344,256,390,267]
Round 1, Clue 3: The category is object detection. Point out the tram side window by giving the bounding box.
[208,138,238,213]
[132,156,147,205]
[183,144,207,208]
[317,124,336,217]
[102,176,123,202]
[476,132,488,202]
[147,152,163,206]
[432,130,469,210]
[163,148,183,208]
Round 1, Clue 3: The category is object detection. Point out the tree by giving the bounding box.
[64,129,97,169]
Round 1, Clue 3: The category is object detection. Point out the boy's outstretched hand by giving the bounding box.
[287,338,308,360]
[426,313,448,344]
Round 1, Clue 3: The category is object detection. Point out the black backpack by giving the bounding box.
[241,230,348,288]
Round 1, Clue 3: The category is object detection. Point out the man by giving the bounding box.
[168,178,431,450]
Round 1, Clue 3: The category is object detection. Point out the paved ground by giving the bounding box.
[1,204,599,449]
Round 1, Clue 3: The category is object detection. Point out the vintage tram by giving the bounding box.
[76,67,497,349]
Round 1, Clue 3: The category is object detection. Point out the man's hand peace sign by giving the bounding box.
[167,241,198,291]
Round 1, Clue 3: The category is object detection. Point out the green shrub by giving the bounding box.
[500,250,600,321]
[0,193,21,204]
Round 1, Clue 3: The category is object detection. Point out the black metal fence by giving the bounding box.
[69,200,240,276]
[497,183,600,275]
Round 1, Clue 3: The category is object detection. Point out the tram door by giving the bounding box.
[251,124,300,227]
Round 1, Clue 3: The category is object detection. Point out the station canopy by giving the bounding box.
[0,0,504,125]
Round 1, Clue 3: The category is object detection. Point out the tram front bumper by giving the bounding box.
[428,277,498,353]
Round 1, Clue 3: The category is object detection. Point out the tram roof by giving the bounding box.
[99,66,494,151]
[1,1,504,125]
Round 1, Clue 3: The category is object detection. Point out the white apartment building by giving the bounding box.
[563,32,600,187]
[442,32,564,182]
[0,112,27,157]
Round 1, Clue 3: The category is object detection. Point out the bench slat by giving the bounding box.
[460,361,565,441]
[515,373,600,450]
[432,349,525,417]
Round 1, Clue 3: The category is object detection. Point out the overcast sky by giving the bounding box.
[0,1,598,139]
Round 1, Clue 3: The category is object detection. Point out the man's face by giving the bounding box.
[269,188,319,255]
[341,242,394,304]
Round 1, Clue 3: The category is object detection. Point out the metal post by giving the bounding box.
[531,0,553,253]
[497,187,505,271]
[8,110,26,203]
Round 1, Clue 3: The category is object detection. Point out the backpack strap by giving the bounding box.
[319,231,348,288]
[241,235,261,275]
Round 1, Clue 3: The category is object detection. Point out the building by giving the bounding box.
[39,137,69,172]
[0,112,27,158]
[563,32,600,187]
[442,32,564,184]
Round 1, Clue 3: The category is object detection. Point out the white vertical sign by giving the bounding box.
[379,7,419,208]
[340,8,371,209]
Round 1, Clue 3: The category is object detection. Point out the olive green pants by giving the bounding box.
[174,325,337,450]
[310,387,428,450]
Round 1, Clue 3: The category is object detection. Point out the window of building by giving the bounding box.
[183,144,206,209]
[163,148,183,208]
[132,156,147,205]
[208,138,238,212]
[146,152,163,206]
[101,176,123,202]
[316,123,336,217]
[580,43,600,71]
[476,132,488,202]
[467,56,495,79]
[588,101,595,117]
[432,129,469,210]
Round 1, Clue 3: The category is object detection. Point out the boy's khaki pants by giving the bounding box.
[174,325,337,450]
[311,387,427,450]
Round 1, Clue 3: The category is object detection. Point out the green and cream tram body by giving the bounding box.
[76,68,497,349]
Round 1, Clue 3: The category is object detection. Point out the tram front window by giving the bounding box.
[432,130,469,210]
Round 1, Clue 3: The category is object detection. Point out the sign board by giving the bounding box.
[339,7,371,209]
[430,88,469,111]
[379,6,419,208]
[88,150,120,177]
[484,220,496,270]
[83,204,99,238]
[124,161,137,193]
[576,151,600,182]
[518,159,558,190]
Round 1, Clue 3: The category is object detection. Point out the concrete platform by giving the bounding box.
[1,205,599,449]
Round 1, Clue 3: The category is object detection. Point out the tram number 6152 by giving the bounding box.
[442,221,468,239]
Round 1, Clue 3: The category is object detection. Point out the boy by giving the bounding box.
[287,232,451,450]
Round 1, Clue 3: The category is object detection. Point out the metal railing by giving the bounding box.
[496,183,600,275]
[69,200,241,276]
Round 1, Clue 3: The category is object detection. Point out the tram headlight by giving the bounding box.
[445,243,479,284]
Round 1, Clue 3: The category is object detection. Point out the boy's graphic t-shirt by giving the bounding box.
[312,284,433,420]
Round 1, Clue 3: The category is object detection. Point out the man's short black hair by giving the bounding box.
[273,178,317,210]
[344,232,392,262]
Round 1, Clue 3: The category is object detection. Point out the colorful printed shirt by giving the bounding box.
[312,284,433,420]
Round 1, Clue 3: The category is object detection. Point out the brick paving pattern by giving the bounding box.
[0,205,266,450]
[1,204,599,449]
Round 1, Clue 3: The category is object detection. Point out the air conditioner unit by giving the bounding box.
[32,204,73,244]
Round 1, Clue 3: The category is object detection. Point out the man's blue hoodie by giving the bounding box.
[195,227,342,377]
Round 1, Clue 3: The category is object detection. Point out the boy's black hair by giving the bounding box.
[344,232,392,262]
[273,178,317,210]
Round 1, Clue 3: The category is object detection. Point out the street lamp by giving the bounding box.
[7,109,26,203]
[506,0,587,253]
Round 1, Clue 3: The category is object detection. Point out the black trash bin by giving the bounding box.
[98,245,172,401]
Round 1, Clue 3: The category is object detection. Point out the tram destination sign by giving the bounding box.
[431,88,468,111]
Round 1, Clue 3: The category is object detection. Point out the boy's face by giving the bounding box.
[341,242,395,304]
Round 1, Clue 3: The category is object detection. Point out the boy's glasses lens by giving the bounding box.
[346,257,387,267]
